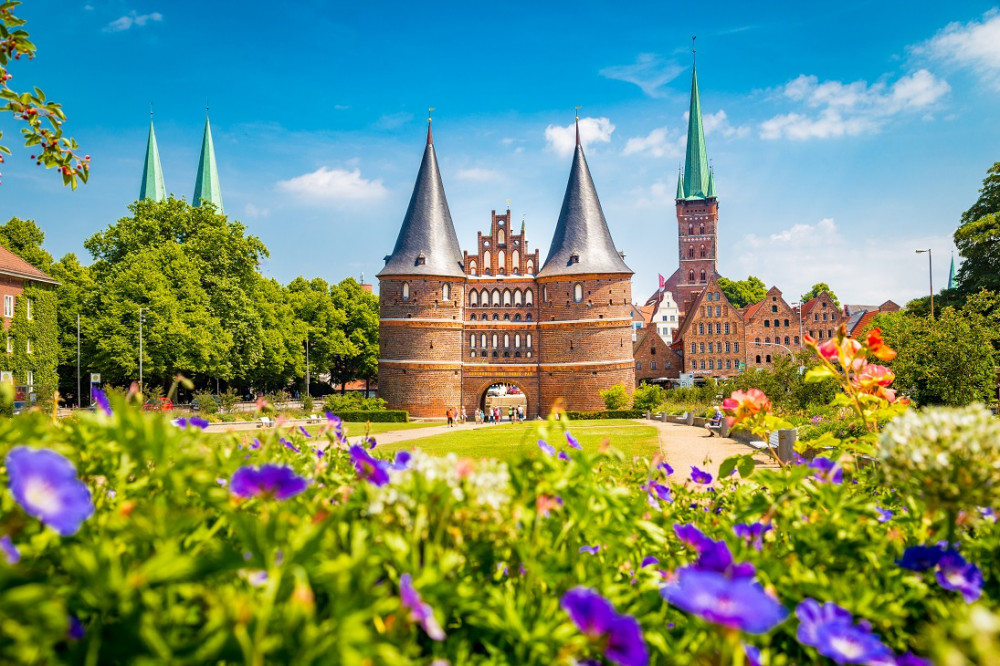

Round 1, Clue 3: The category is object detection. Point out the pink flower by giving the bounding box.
[817,339,839,361]
[722,389,771,428]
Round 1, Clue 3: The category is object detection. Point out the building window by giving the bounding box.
[442,283,451,301]
[515,334,521,348]
[636,361,642,371]
[525,289,534,305]
[724,322,730,334]
[764,320,770,327]
[573,283,583,303]
[492,290,501,307]
[513,289,523,306]
[699,245,706,258]
[415,253,426,266]
[699,342,705,353]
[698,323,704,334]
[402,282,410,301]
[26,370,33,388]
[569,252,580,265]
[818,330,824,339]
[469,260,477,275]
[700,360,706,369]
[688,247,695,259]
[726,360,732,369]
[498,250,506,270]
[689,270,695,282]
[699,270,706,282]
[481,334,487,348]
[503,290,512,307]
[514,314,521,322]
[708,360,714,369]
[503,333,510,348]
[3,295,12,318]
[26,298,32,321]
[766,354,772,363]
[716,323,721,334]
[725,342,730,352]
[774,319,780,328]
[468,290,478,306]
[706,305,712,317]
[492,334,498,348]
[497,229,505,245]
[26,339,32,355]
[785,336,790,345]
[784,319,790,327]
[756,355,762,364]
[470,334,476,348]
[651,360,657,370]
[690,342,696,353]
[734,343,739,353]
[794,336,800,345]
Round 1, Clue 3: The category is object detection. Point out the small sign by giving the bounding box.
[90,373,101,383]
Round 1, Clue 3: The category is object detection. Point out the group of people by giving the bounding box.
[475,404,526,424]
[445,407,467,427]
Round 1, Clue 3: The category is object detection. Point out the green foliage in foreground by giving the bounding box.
[0,398,997,665]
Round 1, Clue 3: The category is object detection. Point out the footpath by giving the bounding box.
[640,418,778,477]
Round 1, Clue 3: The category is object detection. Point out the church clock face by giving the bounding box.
[498,220,505,226]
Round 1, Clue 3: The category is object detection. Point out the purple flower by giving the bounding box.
[579,545,601,555]
[67,615,85,641]
[875,507,893,523]
[896,544,948,571]
[811,415,823,425]
[250,438,262,450]
[979,507,996,522]
[216,477,228,487]
[1,535,19,564]
[661,568,787,634]
[91,386,111,416]
[657,461,674,476]
[497,562,508,576]
[560,587,649,666]
[558,451,571,461]
[935,552,983,602]
[744,644,762,666]
[566,432,582,449]
[400,573,445,640]
[893,653,933,666]
[733,523,772,551]
[313,448,325,458]
[808,456,843,484]
[280,438,300,454]
[792,452,807,465]
[299,425,312,438]
[391,450,411,471]
[695,539,756,580]
[645,480,673,508]
[365,436,377,450]
[538,440,555,456]
[795,599,893,665]
[673,523,713,551]
[690,466,712,485]
[640,556,659,569]
[230,464,309,500]
[325,412,346,441]
[349,445,390,486]
[5,447,95,536]
[189,417,209,429]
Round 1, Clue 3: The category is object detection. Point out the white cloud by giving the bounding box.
[600,53,685,98]
[455,167,501,182]
[734,217,954,303]
[626,180,678,209]
[760,69,949,140]
[702,110,749,138]
[104,11,162,32]
[917,10,1000,88]
[244,203,270,218]
[623,127,684,158]
[544,117,615,157]
[277,167,387,201]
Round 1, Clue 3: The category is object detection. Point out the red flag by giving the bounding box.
[658,273,666,290]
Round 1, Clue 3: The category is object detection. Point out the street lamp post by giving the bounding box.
[138,307,145,391]
[76,313,81,408]
[791,301,805,348]
[305,331,310,401]
[916,249,934,320]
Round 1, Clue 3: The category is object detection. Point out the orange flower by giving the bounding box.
[866,328,897,361]
[722,388,771,427]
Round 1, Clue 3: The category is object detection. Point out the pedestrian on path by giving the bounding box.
[446,408,454,428]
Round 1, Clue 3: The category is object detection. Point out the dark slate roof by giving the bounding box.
[537,138,632,278]
[378,125,465,278]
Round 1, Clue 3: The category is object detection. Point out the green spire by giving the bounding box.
[139,121,166,202]
[682,64,712,200]
[948,254,955,290]
[676,169,685,200]
[706,169,716,198]
[193,114,224,213]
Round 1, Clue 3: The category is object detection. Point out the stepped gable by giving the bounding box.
[378,120,464,278]
[193,114,224,213]
[537,118,631,278]
[139,120,166,202]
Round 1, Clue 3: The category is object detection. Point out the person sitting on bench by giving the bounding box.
[705,406,724,437]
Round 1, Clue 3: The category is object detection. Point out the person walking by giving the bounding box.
[461,407,467,424]
[446,407,454,428]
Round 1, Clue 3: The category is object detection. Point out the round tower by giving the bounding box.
[377,120,465,418]
[535,118,635,414]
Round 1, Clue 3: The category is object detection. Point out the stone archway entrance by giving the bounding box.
[478,382,529,423]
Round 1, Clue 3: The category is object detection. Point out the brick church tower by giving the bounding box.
[376,119,466,417]
[535,118,635,413]
[663,62,719,314]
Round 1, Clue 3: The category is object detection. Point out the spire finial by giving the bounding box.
[149,101,154,120]
[574,105,582,146]
[692,35,697,62]
[427,107,434,145]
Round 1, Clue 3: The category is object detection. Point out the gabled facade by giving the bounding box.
[378,119,634,418]
[633,326,683,384]
[743,287,802,368]
[673,273,743,377]
[800,291,844,342]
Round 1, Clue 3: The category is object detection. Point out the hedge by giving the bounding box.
[329,409,408,422]
[563,409,645,420]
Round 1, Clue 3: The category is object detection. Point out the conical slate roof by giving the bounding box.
[193,115,224,213]
[537,122,631,278]
[139,121,166,202]
[378,121,465,278]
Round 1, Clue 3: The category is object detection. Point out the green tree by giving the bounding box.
[718,276,767,308]
[0,217,53,270]
[330,278,379,394]
[600,383,630,410]
[631,383,665,411]
[48,253,94,402]
[954,162,1000,295]
[0,2,88,187]
[800,282,841,309]
[287,277,349,393]
[246,278,305,393]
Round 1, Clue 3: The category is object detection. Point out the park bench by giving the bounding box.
[706,418,724,437]
[258,416,275,428]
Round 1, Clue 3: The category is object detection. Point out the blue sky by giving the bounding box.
[2,1,999,305]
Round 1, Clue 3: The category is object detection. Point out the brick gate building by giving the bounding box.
[378,119,634,418]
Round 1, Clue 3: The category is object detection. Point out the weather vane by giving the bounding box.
[574,104,581,120]
[692,35,697,62]
[149,101,154,119]
[428,107,435,122]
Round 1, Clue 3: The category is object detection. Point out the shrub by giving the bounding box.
[564,409,645,420]
[192,390,219,415]
[301,393,314,413]
[328,409,408,422]
[599,382,629,410]
[631,383,665,411]
[323,393,386,413]
[219,387,241,414]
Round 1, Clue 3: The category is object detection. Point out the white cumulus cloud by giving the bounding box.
[599,53,685,98]
[277,167,387,201]
[455,167,501,182]
[623,127,684,158]
[544,117,615,157]
[760,69,949,140]
[916,9,1000,89]
[104,11,162,32]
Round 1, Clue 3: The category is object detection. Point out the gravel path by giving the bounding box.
[639,419,778,477]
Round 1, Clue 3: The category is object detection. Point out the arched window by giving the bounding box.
[468,289,478,306]
[492,289,501,307]
[688,225,693,235]
[498,250,506,271]
[525,313,533,321]
[512,250,520,270]
[774,319,780,328]
[766,354,772,363]
[402,282,410,300]
[525,289,534,305]
[689,270,695,281]
[514,314,522,321]
[469,260,477,275]
[708,360,714,369]
[636,361,642,371]
[699,270,706,282]
[784,319,790,327]
[483,252,491,271]
[698,323,704,334]
[699,245,706,258]
[690,342,697,353]
[480,289,489,306]
[503,289,512,307]
[481,334,487,347]
[573,283,583,303]
[469,314,476,321]
[526,259,534,274]
[492,334,498,348]
[725,322,730,334]
[706,305,712,317]
[764,320,770,328]
[755,355,761,364]
[542,286,548,302]
[716,306,721,316]
[515,334,521,348]
[497,229,505,245]
[755,337,761,344]
[700,225,705,235]
[765,337,771,343]
[503,333,510,348]
[442,283,451,301]
[513,289,523,306]
[470,334,476,348]
[794,336,800,345]
[526,334,533,347]
[784,336,790,345]
[688,246,695,259]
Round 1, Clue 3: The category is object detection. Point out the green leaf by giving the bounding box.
[737,455,757,478]
[719,455,739,478]
[804,366,836,383]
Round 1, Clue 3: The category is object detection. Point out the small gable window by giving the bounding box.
[415,252,426,266]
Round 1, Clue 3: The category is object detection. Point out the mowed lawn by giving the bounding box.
[377,419,661,463]
[206,420,442,436]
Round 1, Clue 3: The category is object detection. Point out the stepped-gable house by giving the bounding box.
[378,118,635,418]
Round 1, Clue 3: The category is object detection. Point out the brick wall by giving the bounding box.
[743,287,803,368]
[633,329,683,382]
